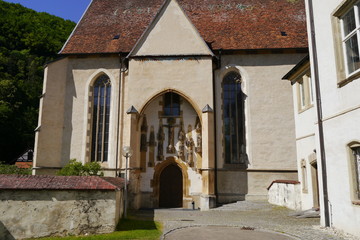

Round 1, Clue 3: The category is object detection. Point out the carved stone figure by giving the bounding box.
[165,117,176,154]
[177,122,185,160]
[157,120,165,161]
[140,115,148,152]
[195,119,202,153]
[148,126,156,167]
[186,136,195,167]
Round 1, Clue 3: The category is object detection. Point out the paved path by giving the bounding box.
[132,201,359,240]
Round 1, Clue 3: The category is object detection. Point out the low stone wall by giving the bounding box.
[267,180,301,210]
[0,175,124,240]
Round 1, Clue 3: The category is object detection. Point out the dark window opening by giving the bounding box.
[223,72,245,164]
[164,92,180,117]
[91,75,111,162]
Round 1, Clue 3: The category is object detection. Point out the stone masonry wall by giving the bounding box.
[0,190,121,240]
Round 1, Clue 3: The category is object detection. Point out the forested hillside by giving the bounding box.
[0,0,76,163]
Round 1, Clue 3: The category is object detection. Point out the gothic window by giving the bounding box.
[163,92,180,117]
[223,71,245,164]
[91,75,111,162]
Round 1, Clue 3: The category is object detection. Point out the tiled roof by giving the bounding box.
[15,162,33,169]
[0,175,124,190]
[61,0,307,54]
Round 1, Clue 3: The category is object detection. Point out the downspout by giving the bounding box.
[307,0,330,227]
[115,54,128,177]
[213,49,222,204]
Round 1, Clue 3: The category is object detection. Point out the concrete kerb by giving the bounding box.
[162,225,300,240]
[132,201,358,240]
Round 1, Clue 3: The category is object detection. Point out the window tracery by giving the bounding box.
[223,71,245,164]
[90,75,111,162]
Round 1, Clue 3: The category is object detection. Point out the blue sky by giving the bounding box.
[3,0,91,22]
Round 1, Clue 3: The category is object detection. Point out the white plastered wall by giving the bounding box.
[306,0,360,236]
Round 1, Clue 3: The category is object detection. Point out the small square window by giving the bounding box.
[296,72,313,112]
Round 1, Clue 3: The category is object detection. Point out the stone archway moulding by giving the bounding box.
[138,88,203,122]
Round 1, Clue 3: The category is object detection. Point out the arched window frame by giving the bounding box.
[90,74,112,162]
[222,71,246,164]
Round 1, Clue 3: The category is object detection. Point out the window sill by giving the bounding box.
[338,70,360,87]
[298,104,314,114]
[352,200,360,206]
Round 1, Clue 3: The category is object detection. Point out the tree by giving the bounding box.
[0,1,76,163]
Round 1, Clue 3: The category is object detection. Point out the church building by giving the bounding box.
[33,0,307,210]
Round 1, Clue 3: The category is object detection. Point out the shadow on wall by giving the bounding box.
[0,221,15,240]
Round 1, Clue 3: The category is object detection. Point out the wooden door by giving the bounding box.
[159,164,183,208]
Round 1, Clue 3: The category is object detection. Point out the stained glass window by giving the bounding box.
[91,75,111,162]
[223,72,245,164]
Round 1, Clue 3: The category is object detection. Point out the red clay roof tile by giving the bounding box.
[0,175,125,190]
[61,0,307,54]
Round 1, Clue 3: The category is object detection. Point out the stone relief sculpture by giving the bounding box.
[148,126,156,167]
[157,120,165,161]
[165,117,176,154]
[140,115,148,152]
[186,124,194,167]
[177,121,185,161]
[195,117,202,153]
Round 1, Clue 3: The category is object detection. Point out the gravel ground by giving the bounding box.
[131,201,359,240]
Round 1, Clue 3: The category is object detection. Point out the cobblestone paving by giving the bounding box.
[132,201,359,240]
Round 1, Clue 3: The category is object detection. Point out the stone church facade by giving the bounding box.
[33,0,307,210]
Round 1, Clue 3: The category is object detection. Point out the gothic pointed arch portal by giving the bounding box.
[152,157,190,208]
[138,90,203,173]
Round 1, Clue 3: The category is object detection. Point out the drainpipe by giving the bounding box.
[307,0,330,227]
[213,49,222,204]
[115,55,128,177]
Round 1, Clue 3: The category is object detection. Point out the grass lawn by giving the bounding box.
[31,218,162,240]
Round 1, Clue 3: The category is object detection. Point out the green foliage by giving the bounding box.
[31,219,162,240]
[57,159,104,176]
[0,1,76,163]
[0,162,31,175]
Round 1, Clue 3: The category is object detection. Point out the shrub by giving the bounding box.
[57,159,104,176]
[0,162,31,175]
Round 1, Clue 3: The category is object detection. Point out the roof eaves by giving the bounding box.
[282,54,310,81]
[59,0,94,54]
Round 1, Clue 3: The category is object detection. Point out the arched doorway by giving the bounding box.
[159,164,183,208]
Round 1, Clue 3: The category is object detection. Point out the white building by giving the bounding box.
[284,0,360,237]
